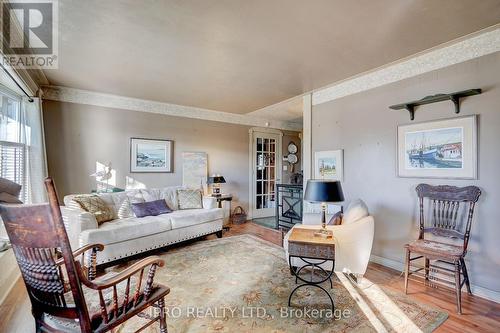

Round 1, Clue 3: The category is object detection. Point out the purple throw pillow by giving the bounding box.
[131,199,172,218]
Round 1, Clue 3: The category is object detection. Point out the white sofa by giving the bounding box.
[61,186,223,265]
[283,199,374,277]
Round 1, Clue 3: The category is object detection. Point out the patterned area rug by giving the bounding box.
[115,235,447,332]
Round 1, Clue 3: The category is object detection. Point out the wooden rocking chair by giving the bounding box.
[404,184,481,314]
[0,177,170,332]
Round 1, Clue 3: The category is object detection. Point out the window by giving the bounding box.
[0,88,27,202]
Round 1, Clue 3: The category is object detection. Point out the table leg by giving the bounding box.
[288,256,335,311]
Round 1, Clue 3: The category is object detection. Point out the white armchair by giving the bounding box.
[283,199,375,277]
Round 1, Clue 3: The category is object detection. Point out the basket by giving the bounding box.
[231,206,247,224]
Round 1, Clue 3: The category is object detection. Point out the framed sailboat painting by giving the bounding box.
[397,115,477,179]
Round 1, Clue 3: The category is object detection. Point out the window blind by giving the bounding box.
[0,140,27,201]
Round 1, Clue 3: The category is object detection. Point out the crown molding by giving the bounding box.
[312,25,500,106]
[42,85,302,131]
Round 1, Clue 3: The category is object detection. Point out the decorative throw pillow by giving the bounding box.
[328,211,343,225]
[113,191,145,219]
[0,192,22,204]
[0,177,22,197]
[177,189,203,210]
[342,199,369,225]
[72,195,115,225]
[131,199,172,218]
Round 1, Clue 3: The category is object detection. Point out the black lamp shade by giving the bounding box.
[304,180,344,203]
[208,176,226,184]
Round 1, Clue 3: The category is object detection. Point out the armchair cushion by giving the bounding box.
[342,199,369,225]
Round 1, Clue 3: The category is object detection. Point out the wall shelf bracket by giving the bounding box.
[389,89,482,120]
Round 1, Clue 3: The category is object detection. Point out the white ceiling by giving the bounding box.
[42,0,500,116]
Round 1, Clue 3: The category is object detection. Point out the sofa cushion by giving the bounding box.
[82,215,173,245]
[343,199,369,225]
[168,208,223,229]
[105,191,145,219]
[131,199,172,218]
[64,190,145,218]
[72,195,115,225]
[177,189,203,210]
[141,187,182,210]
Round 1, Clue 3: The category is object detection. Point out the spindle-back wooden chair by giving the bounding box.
[0,177,170,332]
[404,183,481,314]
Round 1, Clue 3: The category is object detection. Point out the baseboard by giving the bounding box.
[470,285,500,304]
[369,254,500,304]
[370,254,404,272]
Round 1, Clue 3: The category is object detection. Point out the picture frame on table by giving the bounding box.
[130,138,173,173]
[397,115,477,179]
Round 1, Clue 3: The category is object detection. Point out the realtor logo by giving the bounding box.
[1,0,58,68]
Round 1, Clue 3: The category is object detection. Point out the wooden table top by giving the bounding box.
[288,227,335,246]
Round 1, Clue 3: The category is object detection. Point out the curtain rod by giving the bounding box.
[0,62,34,102]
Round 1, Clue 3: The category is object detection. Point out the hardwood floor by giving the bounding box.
[1,222,499,333]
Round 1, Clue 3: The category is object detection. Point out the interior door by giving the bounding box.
[251,131,281,218]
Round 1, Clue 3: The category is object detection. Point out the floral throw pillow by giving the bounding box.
[72,194,115,225]
[177,189,203,210]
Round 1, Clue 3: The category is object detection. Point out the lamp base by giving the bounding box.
[314,228,333,238]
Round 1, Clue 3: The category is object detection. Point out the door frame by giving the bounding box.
[248,127,283,220]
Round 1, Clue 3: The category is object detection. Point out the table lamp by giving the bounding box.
[208,175,226,197]
[304,180,344,237]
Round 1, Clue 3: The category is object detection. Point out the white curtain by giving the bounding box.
[1,94,47,245]
[22,96,48,203]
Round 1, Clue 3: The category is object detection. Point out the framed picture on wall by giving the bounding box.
[314,150,344,181]
[130,138,173,173]
[397,115,477,179]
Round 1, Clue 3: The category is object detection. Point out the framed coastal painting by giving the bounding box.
[314,150,344,181]
[397,115,477,179]
[130,138,173,173]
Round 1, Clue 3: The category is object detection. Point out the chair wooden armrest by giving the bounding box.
[79,256,165,290]
[75,256,167,326]
[56,243,104,280]
[72,243,105,257]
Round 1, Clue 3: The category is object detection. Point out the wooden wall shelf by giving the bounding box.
[389,89,482,120]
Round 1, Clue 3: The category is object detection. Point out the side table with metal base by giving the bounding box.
[287,227,336,311]
[214,194,232,231]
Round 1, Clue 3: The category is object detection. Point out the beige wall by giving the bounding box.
[312,52,500,295]
[43,101,252,212]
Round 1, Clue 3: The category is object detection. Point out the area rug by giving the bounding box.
[114,235,447,333]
